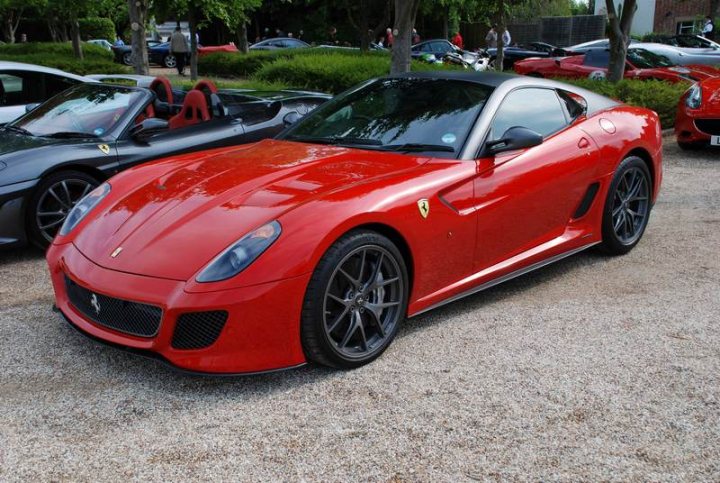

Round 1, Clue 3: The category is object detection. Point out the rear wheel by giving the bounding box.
[301,230,409,369]
[163,54,177,68]
[122,52,134,66]
[27,171,100,249]
[599,156,652,255]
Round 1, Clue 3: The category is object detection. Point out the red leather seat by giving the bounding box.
[193,80,218,94]
[168,90,210,129]
[149,76,173,105]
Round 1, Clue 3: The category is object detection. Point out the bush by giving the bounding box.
[0,42,127,75]
[252,52,457,94]
[555,77,689,129]
[79,17,117,42]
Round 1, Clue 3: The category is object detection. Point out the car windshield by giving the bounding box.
[627,48,674,68]
[10,84,144,138]
[282,78,493,157]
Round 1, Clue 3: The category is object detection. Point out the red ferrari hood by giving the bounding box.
[73,139,425,280]
[659,65,720,81]
[700,78,720,110]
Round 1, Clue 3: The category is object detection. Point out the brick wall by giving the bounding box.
[654,0,711,33]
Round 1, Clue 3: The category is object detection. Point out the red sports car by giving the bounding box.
[675,78,720,148]
[514,47,720,83]
[47,72,663,374]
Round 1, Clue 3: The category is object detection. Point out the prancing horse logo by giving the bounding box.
[90,293,101,316]
[417,198,430,219]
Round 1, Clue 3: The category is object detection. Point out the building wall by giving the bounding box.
[595,0,657,35]
[653,0,711,34]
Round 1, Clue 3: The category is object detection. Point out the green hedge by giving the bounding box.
[554,77,689,128]
[79,17,117,42]
[0,42,128,75]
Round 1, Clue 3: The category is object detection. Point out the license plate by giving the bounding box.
[712,136,720,146]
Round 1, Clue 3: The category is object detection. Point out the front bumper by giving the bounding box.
[675,109,718,145]
[47,242,309,374]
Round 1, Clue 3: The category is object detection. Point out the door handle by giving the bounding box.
[578,137,590,149]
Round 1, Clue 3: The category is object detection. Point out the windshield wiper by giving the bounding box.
[3,125,33,136]
[287,134,382,146]
[379,143,455,153]
[44,131,99,139]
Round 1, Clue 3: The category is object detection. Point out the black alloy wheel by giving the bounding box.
[301,231,409,369]
[27,171,100,249]
[600,156,652,255]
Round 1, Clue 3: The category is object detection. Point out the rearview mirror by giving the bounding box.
[485,126,543,155]
[25,103,40,113]
[130,118,169,141]
[283,111,301,126]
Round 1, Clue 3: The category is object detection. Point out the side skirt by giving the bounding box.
[410,241,599,317]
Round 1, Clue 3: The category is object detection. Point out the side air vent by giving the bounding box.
[573,182,600,219]
[171,311,229,350]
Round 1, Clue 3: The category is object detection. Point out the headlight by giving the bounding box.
[196,221,282,283]
[686,84,702,109]
[58,182,111,236]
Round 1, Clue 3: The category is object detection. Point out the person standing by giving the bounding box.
[502,27,512,46]
[485,25,497,48]
[170,26,189,76]
[386,28,394,48]
[412,28,420,44]
[451,30,464,49]
[702,16,715,41]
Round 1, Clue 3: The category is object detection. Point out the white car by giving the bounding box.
[87,39,113,51]
[0,61,93,125]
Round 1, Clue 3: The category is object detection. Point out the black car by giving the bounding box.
[0,79,330,249]
[111,40,162,66]
[486,42,558,69]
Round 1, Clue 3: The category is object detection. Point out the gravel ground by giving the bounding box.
[1,138,718,482]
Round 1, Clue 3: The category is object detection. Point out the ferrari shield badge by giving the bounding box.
[417,199,430,219]
[98,144,111,155]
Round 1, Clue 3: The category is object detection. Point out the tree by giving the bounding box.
[1,0,45,43]
[390,0,421,74]
[605,0,636,82]
[343,0,391,52]
[128,0,150,74]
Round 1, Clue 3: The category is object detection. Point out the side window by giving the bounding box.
[583,50,610,68]
[0,73,23,105]
[432,41,449,54]
[420,43,433,52]
[490,88,568,139]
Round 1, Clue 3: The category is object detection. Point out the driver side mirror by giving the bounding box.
[485,126,543,155]
[129,118,169,141]
[25,103,41,113]
[283,111,301,126]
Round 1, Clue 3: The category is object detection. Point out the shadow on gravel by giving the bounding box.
[0,246,44,264]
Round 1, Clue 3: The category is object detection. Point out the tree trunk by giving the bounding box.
[390,0,420,74]
[70,16,84,60]
[442,6,449,39]
[189,11,199,81]
[128,0,149,75]
[237,22,249,54]
[495,0,505,71]
[605,0,636,83]
[3,10,22,44]
[359,0,370,52]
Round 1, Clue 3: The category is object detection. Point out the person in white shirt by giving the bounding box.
[702,16,715,41]
[502,28,512,46]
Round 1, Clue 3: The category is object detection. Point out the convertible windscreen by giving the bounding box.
[284,78,493,156]
[628,49,675,68]
[12,84,145,138]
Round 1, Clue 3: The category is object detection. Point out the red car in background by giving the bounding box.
[675,78,720,148]
[514,48,720,83]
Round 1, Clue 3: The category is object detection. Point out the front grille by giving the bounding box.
[694,119,720,135]
[171,311,228,350]
[64,275,162,338]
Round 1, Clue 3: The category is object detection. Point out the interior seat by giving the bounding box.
[168,90,210,129]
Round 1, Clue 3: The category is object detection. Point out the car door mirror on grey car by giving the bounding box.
[130,118,169,141]
[485,126,543,155]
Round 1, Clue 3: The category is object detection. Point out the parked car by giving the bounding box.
[0,77,330,249]
[675,78,720,149]
[249,37,310,51]
[0,61,93,125]
[486,42,557,69]
[411,39,482,66]
[624,42,720,67]
[650,34,720,51]
[87,39,113,51]
[563,38,638,54]
[86,74,156,88]
[111,40,162,65]
[514,47,720,82]
[47,71,662,375]
[149,42,240,68]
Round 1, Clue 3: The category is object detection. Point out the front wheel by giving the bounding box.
[26,171,100,249]
[163,54,177,68]
[599,156,652,255]
[122,52,134,65]
[301,230,409,369]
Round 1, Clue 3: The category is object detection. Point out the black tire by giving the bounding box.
[599,156,652,255]
[163,54,177,68]
[122,52,133,66]
[26,171,100,249]
[301,230,409,369]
